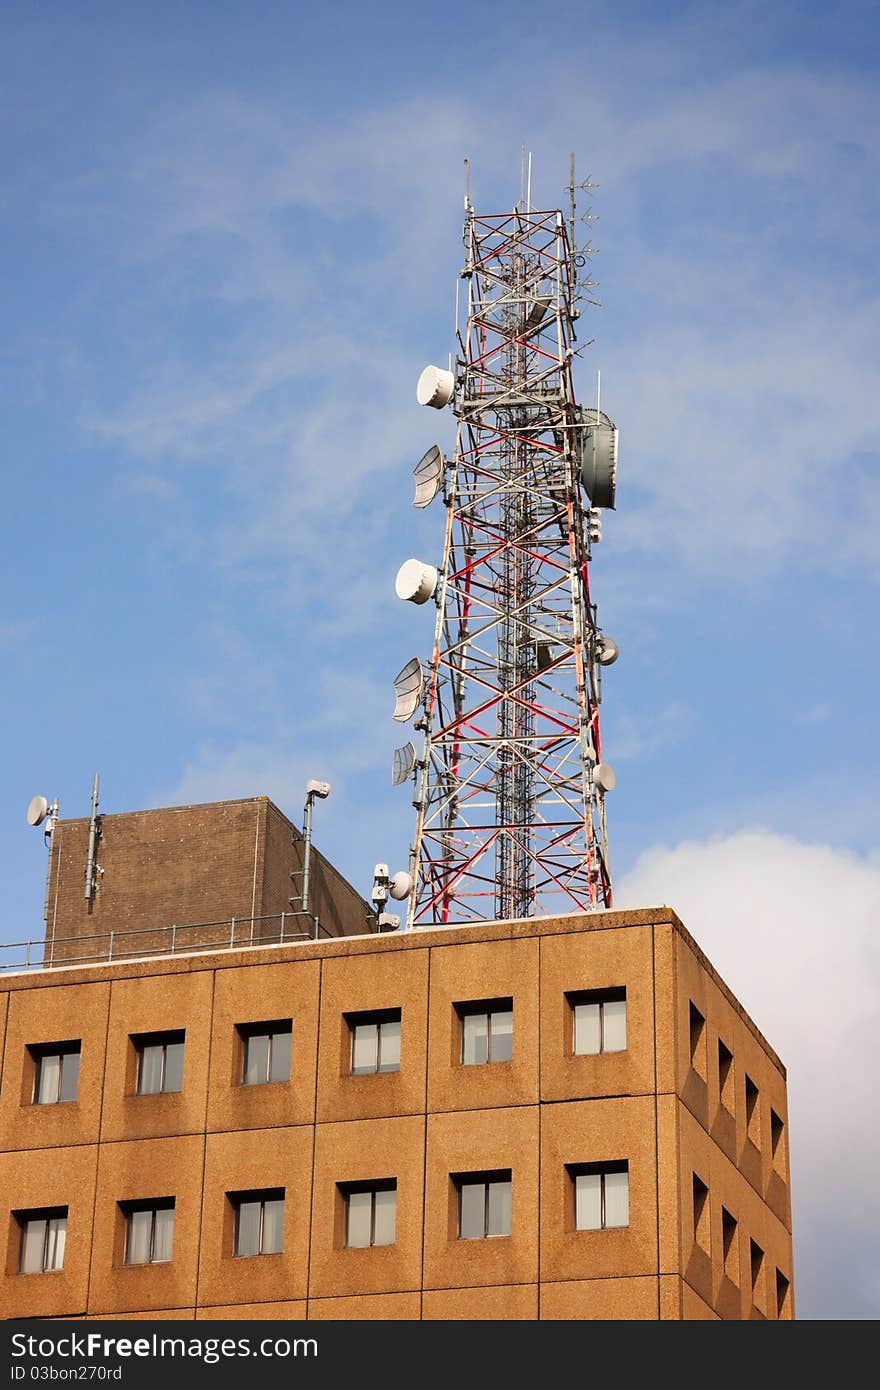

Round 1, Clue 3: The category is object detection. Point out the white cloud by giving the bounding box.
[617,829,880,1319]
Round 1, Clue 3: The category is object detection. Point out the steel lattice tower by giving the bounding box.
[393,169,618,930]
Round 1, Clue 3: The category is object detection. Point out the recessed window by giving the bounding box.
[745,1074,760,1147]
[231,1189,285,1256]
[688,1002,707,1079]
[457,999,513,1065]
[239,1021,292,1086]
[721,1206,738,1284]
[718,1038,734,1113]
[347,1011,401,1075]
[770,1108,785,1174]
[16,1208,67,1274]
[692,1173,709,1254]
[455,1171,512,1239]
[122,1200,174,1265]
[775,1268,791,1319]
[341,1181,397,1248]
[750,1238,766,1313]
[568,989,626,1055]
[133,1031,185,1095]
[569,1162,629,1230]
[30,1042,81,1105]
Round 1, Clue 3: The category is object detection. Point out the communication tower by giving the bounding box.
[392,155,620,929]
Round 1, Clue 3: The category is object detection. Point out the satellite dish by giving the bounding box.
[536,641,554,672]
[578,407,618,510]
[523,294,552,332]
[392,658,424,722]
[417,365,455,409]
[596,636,619,666]
[395,558,438,605]
[389,871,412,900]
[594,762,616,793]
[26,795,49,827]
[412,444,444,508]
[392,742,417,786]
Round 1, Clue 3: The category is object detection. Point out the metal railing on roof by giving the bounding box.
[0,910,335,974]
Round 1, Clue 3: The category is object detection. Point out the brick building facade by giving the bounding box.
[0,816,794,1320]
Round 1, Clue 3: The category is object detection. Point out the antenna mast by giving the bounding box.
[394,156,619,928]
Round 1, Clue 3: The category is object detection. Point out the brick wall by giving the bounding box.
[43,798,374,964]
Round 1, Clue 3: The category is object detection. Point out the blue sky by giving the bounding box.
[1,0,878,1318]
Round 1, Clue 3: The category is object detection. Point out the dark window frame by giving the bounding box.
[132,1030,185,1096]
[238,1020,293,1086]
[568,1160,630,1231]
[121,1198,175,1265]
[688,1001,707,1078]
[717,1038,734,1113]
[456,998,514,1066]
[745,1074,760,1147]
[453,1169,512,1239]
[770,1107,785,1169]
[29,1041,81,1105]
[775,1267,791,1319]
[346,1010,402,1076]
[339,1179,398,1248]
[230,1187,286,1257]
[15,1207,68,1274]
[721,1205,739,1283]
[692,1172,710,1253]
[566,988,627,1056]
[750,1237,766,1311]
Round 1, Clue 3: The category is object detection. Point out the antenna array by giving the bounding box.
[392,157,620,929]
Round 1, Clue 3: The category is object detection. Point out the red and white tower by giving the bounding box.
[392,163,619,929]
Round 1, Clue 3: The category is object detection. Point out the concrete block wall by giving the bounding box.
[0,908,793,1320]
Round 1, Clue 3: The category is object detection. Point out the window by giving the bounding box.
[341,1181,397,1248]
[692,1173,709,1254]
[457,999,513,1065]
[16,1209,67,1273]
[456,1172,512,1239]
[750,1238,766,1313]
[570,1162,629,1230]
[347,1011,401,1075]
[231,1189,285,1256]
[239,1021,292,1086]
[568,989,626,1055]
[31,1042,81,1104]
[770,1108,785,1174]
[721,1206,738,1283]
[745,1074,760,1147]
[775,1268,791,1319]
[133,1031,185,1095]
[718,1038,734,1113]
[688,1002,707,1079]
[122,1200,175,1264]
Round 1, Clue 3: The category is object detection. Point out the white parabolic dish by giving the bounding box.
[416,365,454,409]
[594,762,616,793]
[395,558,438,605]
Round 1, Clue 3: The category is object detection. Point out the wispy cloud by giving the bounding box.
[60,56,877,639]
[603,699,695,762]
